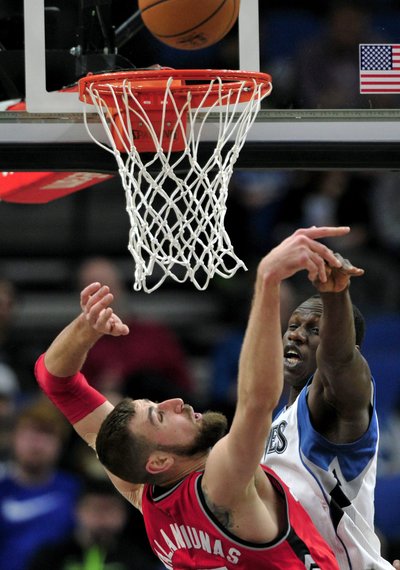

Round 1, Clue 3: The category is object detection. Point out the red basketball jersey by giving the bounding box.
[141,464,339,569]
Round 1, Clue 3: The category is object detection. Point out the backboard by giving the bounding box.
[0,0,399,172]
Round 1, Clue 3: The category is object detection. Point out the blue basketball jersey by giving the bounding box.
[262,378,393,570]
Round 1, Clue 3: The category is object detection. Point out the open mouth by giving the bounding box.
[284,346,303,367]
[185,404,202,422]
[190,406,202,421]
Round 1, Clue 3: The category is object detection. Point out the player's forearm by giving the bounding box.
[35,314,107,425]
[44,313,104,377]
[35,353,107,425]
[237,271,283,413]
[318,288,356,364]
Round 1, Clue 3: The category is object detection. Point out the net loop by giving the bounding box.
[79,69,272,292]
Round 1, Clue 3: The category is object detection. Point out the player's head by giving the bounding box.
[282,294,365,389]
[96,398,228,484]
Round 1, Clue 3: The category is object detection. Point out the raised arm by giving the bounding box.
[35,283,143,507]
[44,282,129,376]
[307,253,372,440]
[203,227,349,506]
[38,283,129,442]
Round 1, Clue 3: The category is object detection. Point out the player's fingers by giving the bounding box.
[339,256,365,274]
[110,314,130,334]
[109,321,130,336]
[322,247,342,268]
[295,249,325,283]
[85,294,113,326]
[103,314,130,336]
[85,287,113,313]
[94,307,116,332]
[307,251,328,283]
[80,282,101,307]
[350,267,364,276]
[296,225,350,240]
[296,236,341,269]
[340,266,365,277]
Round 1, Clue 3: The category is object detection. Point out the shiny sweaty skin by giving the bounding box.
[283,254,371,445]
[283,297,321,398]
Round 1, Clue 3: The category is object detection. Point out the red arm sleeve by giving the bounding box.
[34,353,107,424]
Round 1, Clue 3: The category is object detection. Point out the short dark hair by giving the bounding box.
[309,294,366,347]
[96,398,159,485]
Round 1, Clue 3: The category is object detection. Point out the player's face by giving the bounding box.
[282,298,322,389]
[131,398,227,456]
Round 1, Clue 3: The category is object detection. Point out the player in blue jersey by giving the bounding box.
[262,239,400,569]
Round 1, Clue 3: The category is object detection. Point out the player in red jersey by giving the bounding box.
[34,226,347,569]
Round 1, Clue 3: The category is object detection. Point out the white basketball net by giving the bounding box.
[81,72,272,292]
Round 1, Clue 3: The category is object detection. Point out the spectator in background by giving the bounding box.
[77,257,195,402]
[0,278,15,348]
[27,476,161,570]
[0,362,20,467]
[0,276,41,394]
[0,279,19,388]
[0,397,81,570]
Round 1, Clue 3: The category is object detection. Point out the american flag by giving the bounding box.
[359,44,400,94]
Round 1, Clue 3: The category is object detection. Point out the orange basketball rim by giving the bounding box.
[78,68,272,153]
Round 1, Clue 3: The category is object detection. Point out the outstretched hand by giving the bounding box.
[393,560,400,570]
[80,282,130,337]
[312,252,364,293]
[258,226,352,285]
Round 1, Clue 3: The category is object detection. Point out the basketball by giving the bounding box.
[138,0,240,50]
